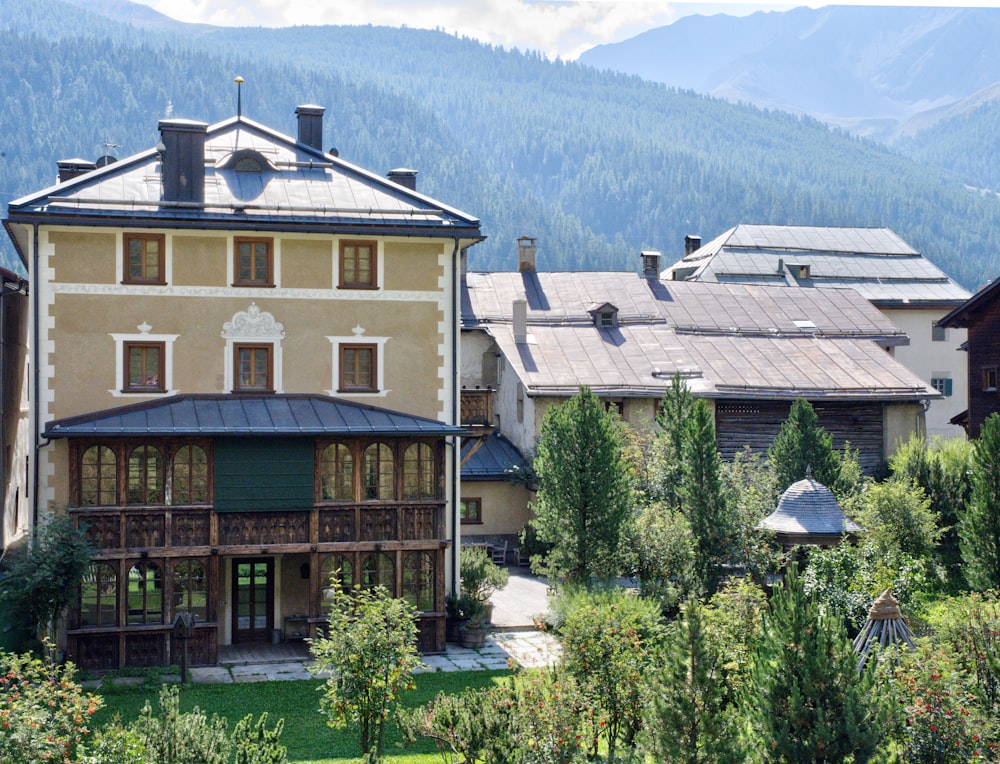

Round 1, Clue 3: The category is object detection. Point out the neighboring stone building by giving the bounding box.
[663,225,971,438]
[3,105,482,668]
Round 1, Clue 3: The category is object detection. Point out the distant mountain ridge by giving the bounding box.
[3,0,1000,293]
[578,6,1000,141]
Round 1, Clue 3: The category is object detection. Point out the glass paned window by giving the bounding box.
[172,560,207,621]
[340,241,375,288]
[362,442,394,500]
[127,445,164,505]
[125,342,164,392]
[361,552,394,594]
[460,498,482,524]
[340,345,376,392]
[127,562,163,625]
[402,443,435,500]
[402,551,434,611]
[172,445,209,504]
[321,554,354,603]
[80,563,117,627]
[320,444,354,501]
[81,445,116,506]
[234,237,273,286]
[235,344,273,391]
[124,233,165,284]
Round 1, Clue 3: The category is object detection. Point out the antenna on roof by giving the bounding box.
[234,75,245,118]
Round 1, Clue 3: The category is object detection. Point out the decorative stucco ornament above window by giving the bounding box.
[221,302,285,340]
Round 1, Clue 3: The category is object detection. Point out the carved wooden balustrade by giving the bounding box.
[460,389,493,427]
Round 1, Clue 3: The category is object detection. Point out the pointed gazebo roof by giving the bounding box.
[853,589,916,671]
[759,476,863,547]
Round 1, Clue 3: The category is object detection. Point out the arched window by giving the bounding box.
[321,553,354,604]
[127,445,164,505]
[127,562,163,625]
[234,156,263,173]
[172,445,209,505]
[402,551,435,612]
[320,444,354,501]
[80,563,117,627]
[362,443,394,500]
[402,443,435,500]
[361,552,394,594]
[172,560,207,622]
[81,445,116,506]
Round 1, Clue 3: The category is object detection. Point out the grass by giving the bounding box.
[93,669,509,763]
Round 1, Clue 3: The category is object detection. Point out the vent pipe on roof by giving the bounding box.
[159,119,208,204]
[388,168,418,191]
[295,104,325,151]
[684,234,702,256]
[513,299,527,344]
[641,250,661,279]
[56,159,97,183]
[517,236,536,272]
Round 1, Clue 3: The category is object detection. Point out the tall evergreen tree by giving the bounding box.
[653,373,696,508]
[531,386,632,582]
[680,399,732,595]
[644,598,742,764]
[961,412,1000,590]
[767,398,841,492]
[744,565,888,763]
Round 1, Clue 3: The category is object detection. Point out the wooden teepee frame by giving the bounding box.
[853,588,916,672]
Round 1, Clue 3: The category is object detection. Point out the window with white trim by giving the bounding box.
[222,303,284,393]
[110,323,179,397]
[326,325,389,397]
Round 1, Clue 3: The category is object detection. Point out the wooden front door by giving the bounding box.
[232,558,273,643]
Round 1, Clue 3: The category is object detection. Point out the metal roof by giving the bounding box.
[6,115,481,240]
[663,225,970,306]
[464,271,908,341]
[487,323,936,401]
[759,478,864,536]
[43,394,466,438]
[461,432,526,480]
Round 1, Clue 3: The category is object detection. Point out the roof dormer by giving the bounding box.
[588,302,619,328]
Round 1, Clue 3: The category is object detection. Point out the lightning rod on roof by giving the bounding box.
[235,75,245,118]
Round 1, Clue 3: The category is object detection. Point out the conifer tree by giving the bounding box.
[744,565,888,763]
[644,598,741,764]
[531,386,632,582]
[961,412,1000,590]
[680,399,732,595]
[767,398,841,492]
[653,373,696,508]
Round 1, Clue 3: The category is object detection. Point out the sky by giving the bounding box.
[130,0,1000,61]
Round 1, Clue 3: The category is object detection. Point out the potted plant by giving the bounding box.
[445,593,479,643]
[460,546,509,624]
[458,599,489,649]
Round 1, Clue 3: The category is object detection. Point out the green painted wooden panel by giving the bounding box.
[214,437,313,511]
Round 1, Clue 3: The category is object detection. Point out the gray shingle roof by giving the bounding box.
[663,225,970,305]
[759,478,864,536]
[43,394,466,438]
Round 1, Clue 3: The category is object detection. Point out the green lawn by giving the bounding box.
[94,670,509,763]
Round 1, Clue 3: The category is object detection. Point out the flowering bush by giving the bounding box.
[0,648,101,764]
[892,643,997,762]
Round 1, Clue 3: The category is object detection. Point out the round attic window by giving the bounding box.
[234,155,264,173]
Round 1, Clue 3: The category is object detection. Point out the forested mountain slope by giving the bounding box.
[1,0,998,291]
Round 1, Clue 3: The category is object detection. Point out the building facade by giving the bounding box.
[3,105,481,668]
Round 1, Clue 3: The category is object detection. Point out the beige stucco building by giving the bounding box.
[3,105,481,668]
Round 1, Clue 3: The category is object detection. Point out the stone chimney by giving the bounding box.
[513,299,527,343]
[388,168,418,191]
[295,104,325,151]
[517,236,537,272]
[158,119,208,203]
[641,250,661,279]
[684,234,702,256]
[56,159,97,183]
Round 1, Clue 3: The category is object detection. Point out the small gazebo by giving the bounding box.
[759,475,863,550]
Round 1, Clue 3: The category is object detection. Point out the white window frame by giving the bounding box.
[326,325,390,397]
[222,303,285,393]
[109,323,180,397]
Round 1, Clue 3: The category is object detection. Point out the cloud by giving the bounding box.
[139,0,687,59]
